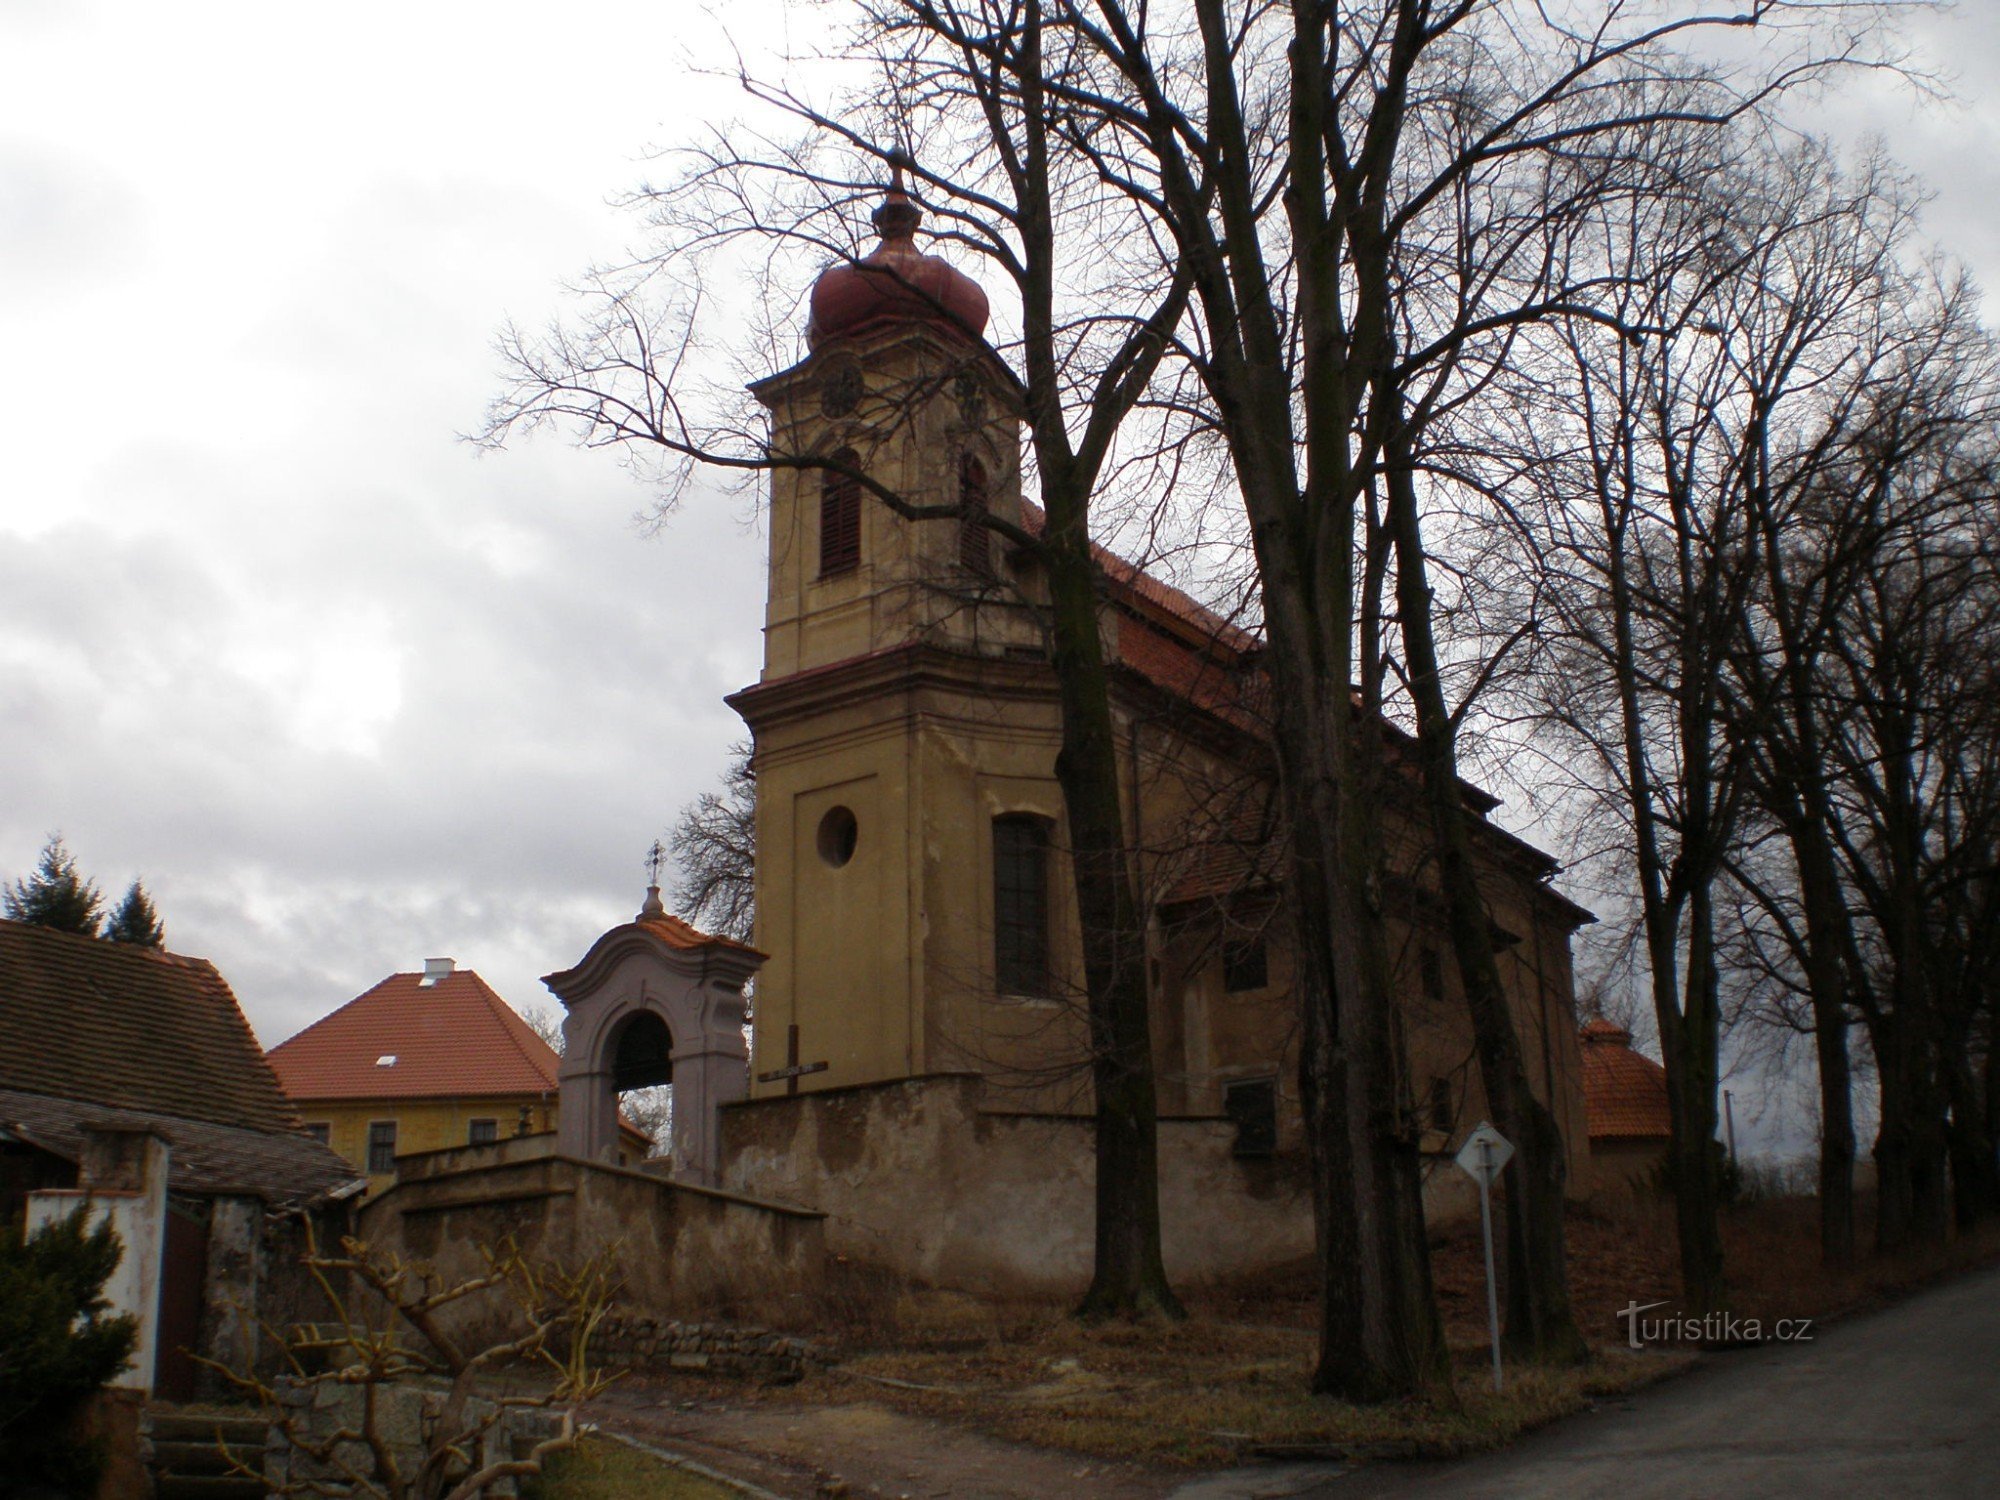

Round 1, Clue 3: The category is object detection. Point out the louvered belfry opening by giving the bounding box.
[958,454,991,574]
[820,449,862,575]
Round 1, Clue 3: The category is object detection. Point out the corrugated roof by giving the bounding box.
[1579,1019,1672,1142]
[266,968,560,1102]
[0,918,305,1136]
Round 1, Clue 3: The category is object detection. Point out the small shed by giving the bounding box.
[1578,1018,1672,1194]
[0,919,362,1398]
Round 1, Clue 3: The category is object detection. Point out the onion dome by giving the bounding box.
[807,161,990,348]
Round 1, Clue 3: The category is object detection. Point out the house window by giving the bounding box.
[367,1121,397,1174]
[819,449,862,576]
[1224,936,1268,993]
[993,814,1051,996]
[304,1123,330,1145]
[1225,1078,1277,1157]
[958,455,991,575]
[468,1118,498,1146]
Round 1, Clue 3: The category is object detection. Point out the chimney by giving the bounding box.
[420,957,455,988]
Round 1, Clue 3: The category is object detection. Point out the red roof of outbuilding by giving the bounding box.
[1579,1018,1672,1142]
[266,968,559,1102]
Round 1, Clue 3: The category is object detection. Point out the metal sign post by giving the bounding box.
[1455,1121,1514,1393]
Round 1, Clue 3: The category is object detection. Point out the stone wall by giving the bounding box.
[720,1074,1505,1296]
[264,1377,529,1498]
[591,1315,820,1381]
[357,1152,825,1336]
[720,1074,1324,1294]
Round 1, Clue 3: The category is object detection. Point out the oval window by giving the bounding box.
[817,806,859,868]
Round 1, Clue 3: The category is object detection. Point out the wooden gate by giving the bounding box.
[155,1199,209,1400]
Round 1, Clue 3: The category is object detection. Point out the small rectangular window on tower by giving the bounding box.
[819,449,862,576]
[993,814,1051,996]
[958,455,991,575]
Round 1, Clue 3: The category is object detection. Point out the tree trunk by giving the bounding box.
[1666,883,1727,1312]
[1041,487,1183,1322]
[1942,1047,2000,1233]
[1787,807,1857,1267]
[1384,445,1587,1366]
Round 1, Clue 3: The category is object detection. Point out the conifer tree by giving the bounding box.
[103,881,165,948]
[3,836,103,936]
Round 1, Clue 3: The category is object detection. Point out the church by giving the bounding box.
[691,174,1596,1290]
[360,172,1597,1301]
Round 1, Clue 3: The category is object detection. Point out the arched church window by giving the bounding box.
[993,813,1051,997]
[820,449,862,576]
[958,455,991,575]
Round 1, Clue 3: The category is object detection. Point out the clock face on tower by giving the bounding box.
[820,359,863,418]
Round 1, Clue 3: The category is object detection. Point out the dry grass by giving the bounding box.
[754,1287,1689,1468]
[521,1436,740,1500]
[711,1195,2000,1469]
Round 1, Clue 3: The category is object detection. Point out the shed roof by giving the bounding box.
[1579,1018,1672,1142]
[0,918,303,1135]
[0,1089,359,1208]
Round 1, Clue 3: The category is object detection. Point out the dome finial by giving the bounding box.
[806,147,989,349]
[873,149,922,243]
[640,840,667,918]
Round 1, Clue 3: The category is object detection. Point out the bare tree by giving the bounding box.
[671,741,757,943]
[483,4,1196,1319]
[1065,0,1909,1377]
[212,1233,618,1500]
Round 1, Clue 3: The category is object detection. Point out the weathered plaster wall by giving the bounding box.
[720,1075,1512,1295]
[26,1129,169,1394]
[1587,1137,1669,1197]
[196,1195,263,1389]
[719,1075,1310,1292]
[357,1155,824,1333]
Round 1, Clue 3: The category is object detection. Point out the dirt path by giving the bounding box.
[585,1380,1180,1500]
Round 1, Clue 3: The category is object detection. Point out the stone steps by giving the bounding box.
[144,1408,267,1500]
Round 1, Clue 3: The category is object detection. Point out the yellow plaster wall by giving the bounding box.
[738,318,1593,1176]
[298,1096,558,1196]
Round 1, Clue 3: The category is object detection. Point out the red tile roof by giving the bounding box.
[0,918,304,1136]
[1579,1019,1672,1142]
[266,968,560,1102]
[633,911,761,955]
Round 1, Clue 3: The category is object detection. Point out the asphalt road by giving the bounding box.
[1314,1258,2000,1499]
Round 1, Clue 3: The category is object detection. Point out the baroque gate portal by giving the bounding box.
[543,886,763,1187]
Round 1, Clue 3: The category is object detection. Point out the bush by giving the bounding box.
[0,1207,140,1488]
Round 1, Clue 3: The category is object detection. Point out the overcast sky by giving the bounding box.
[4,3,1997,1131]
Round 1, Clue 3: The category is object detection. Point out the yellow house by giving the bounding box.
[266,958,644,1194]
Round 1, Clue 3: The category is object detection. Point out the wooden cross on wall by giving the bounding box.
[756,1023,829,1097]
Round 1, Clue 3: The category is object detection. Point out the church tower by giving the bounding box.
[728,169,1082,1101]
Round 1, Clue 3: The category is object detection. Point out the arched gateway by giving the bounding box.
[543,886,763,1186]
